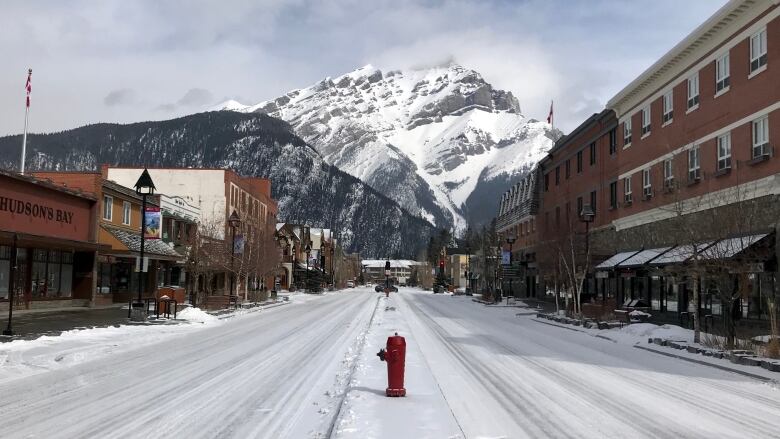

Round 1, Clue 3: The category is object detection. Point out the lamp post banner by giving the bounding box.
[501,250,511,265]
[234,234,245,255]
[143,206,161,239]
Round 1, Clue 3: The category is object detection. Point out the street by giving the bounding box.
[1,288,780,438]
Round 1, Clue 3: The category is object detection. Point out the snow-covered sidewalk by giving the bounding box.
[0,306,220,384]
[333,293,463,438]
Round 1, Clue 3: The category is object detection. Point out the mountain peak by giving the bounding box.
[210,64,550,229]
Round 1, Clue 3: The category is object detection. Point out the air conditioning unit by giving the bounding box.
[643,187,653,199]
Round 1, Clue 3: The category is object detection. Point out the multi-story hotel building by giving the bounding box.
[497,0,779,333]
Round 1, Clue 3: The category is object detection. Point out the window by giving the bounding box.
[688,144,701,181]
[642,168,652,198]
[577,150,583,173]
[753,116,770,158]
[577,196,583,218]
[609,128,617,155]
[662,91,673,124]
[641,106,651,136]
[589,142,596,165]
[103,195,113,221]
[717,132,732,170]
[555,166,560,185]
[544,173,549,191]
[716,52,730,93]
[0,246,9,299]
[122,201,131,225]
[624,176,632,203]
[609,181,618,209]
[590,190,597,214]
[565,159,571,179]
[663,158,674,185]
[687,73,700,109]
[624,118,632,146]
[750,28,767,73]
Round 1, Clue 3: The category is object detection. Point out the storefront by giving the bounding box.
[0,171,99,310]
[595,234,776,335]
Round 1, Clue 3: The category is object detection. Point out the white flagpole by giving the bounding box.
[20,68,31,175]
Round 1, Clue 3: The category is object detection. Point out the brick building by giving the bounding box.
[1,170,99,311]
[496,166,543,297]
[498,0,780,336]
[105,167,280,304]
[31,171,184,305]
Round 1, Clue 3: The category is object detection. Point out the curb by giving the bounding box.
[633,345,778,383]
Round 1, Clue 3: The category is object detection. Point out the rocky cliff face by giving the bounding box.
[0,111,435,257]
[218,64,557,229]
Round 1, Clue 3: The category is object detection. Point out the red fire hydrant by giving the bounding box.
[377,333,406,397]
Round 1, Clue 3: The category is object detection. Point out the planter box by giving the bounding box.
[760,361,780,372]
[739,356,762,367]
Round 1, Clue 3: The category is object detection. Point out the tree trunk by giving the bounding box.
[692,276,701,343]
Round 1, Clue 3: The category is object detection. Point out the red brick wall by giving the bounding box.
[540,111,619,244]
[616,11,780,219]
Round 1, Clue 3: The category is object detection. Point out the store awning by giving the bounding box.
[648,242,715,265]
[700,234,769,260]
[0,230,105,252]
[595,250,640,270]
[102,224,183,261]
[617,247,673,268]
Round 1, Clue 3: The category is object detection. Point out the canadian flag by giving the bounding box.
[546,100,553,125]
[25,69,32,108]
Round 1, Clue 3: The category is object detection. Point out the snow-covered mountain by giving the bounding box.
[217,64,558,230]
[0,112,436,257]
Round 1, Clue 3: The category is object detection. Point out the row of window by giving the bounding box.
[0,247,74,298]
[102,195,132,225]
[624,28,768,147]
[230,184,268,221]
[619,115,770,206]
[543,128,618,191]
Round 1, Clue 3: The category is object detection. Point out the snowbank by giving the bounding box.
[0,310,222,384]
[177,306,219,324]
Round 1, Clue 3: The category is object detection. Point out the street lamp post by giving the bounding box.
[580,204,595,300]
[580,204,595,258]
[228,211,241,307]
[305,242,312,293]
[3,234,18,336]
[330,247,335,289]
[132,169,156,322]
[506,236,517,301]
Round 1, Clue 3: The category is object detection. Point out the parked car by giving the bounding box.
[375,285,384,292]
[346,280,355,288]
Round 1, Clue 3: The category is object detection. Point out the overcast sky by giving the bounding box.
[0,0,726,138]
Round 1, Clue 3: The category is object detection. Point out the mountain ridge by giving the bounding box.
[216,63,557,230]
[0,111,436,258]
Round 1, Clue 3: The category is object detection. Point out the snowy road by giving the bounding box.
[395,290,780,439]
[2,288,780,439]
[0,291,378,439]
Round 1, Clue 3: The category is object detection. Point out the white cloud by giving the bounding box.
[0,0,728,136]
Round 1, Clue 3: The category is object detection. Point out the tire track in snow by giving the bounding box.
[406,293,780,439]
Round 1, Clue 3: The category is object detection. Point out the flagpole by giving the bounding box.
[20,68,31,175]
